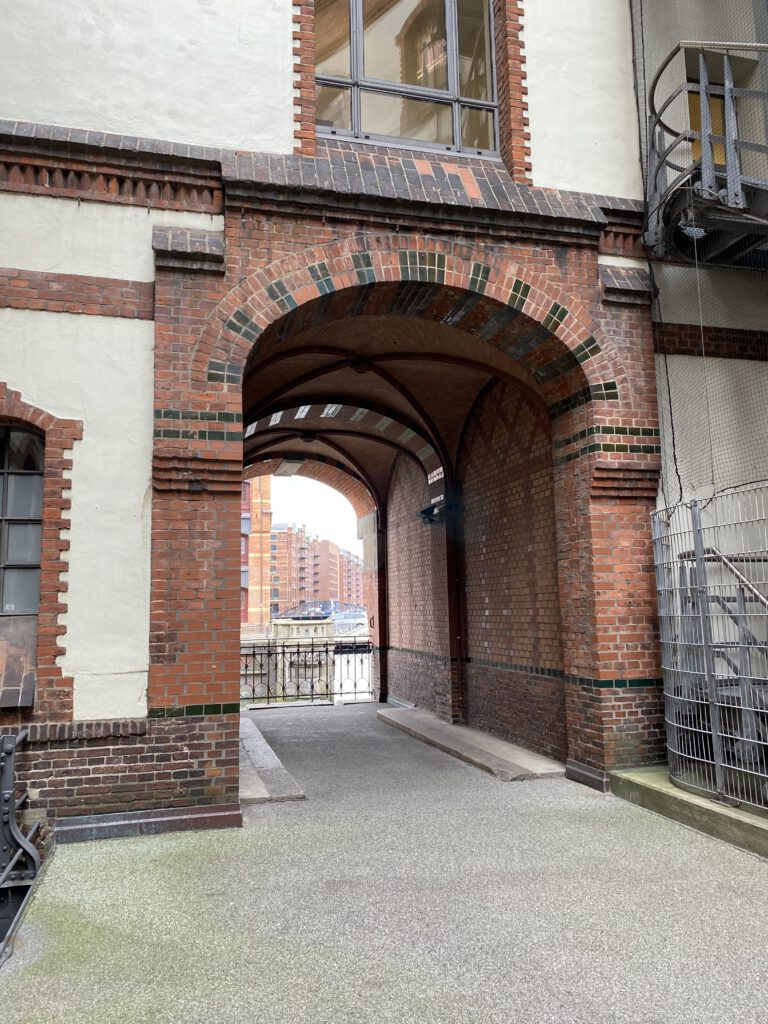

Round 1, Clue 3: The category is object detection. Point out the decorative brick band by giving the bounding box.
[554,425,660,450]
[590,463,659,500]
[554,440,661,467]
[548,381,620,420]
[148,702,240,718]
[152,453,243,494]
[0,144,222,213]
[0,268,154,320]
[654,322,768,361]
[565,675,663,690]
[22,719,148,743]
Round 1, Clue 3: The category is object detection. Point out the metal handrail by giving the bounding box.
[679,545,768,612]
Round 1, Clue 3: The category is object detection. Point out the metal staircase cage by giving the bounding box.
[0,731,41,953]
[652,484,768,812]
[646,41,768,269]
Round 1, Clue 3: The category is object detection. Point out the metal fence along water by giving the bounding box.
[652,484,768,811]
[240,637,374,705]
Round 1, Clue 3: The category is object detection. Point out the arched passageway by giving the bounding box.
[152,233,663,784]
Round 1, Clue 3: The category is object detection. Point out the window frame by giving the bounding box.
[315,0,499,156]
[0,426,44,620]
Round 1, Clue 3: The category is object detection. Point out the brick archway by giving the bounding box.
[192,233,631,408]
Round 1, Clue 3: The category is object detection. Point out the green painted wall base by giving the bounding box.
[610,766,768,861]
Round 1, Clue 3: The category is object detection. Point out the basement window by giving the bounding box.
[315,0,498,154]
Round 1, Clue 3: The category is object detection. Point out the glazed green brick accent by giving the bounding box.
[469,262,491,294]
[153,427,242,442]
[573,336,601,363]
[351,407,369,422]
[508,278,530,311]
[398,428,416,443]
[207,358,243,385]
[225,310,263,346]
[148,702,240,718]
[565,676,663,690]
[398,249,446,283]
[308,261,335,296]
[352,252,375,284]
[266,280,298,313]
[553,441,662,466]
[374,416,393,431]
[542,302,568,333]
[155,410,242,423]
[548,381,619,420]
[554,425,660,451]
[417,444,435,461]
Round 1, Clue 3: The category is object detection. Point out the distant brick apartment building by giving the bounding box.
[0,0,765,834]
[241,476,365,630]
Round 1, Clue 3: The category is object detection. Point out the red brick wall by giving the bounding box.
[16,715,239,819]
[386,456,452,717]
[458,379,566,758]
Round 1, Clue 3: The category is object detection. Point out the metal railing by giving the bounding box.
[240,637,374,705]
[652,485,768,811]
[646,42,768,267]
[1,730,41,952]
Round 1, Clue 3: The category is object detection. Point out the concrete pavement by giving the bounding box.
[2,702,768,1023]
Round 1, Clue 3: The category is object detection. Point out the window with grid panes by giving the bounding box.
[315,0,497,154]
[0,428,43,619]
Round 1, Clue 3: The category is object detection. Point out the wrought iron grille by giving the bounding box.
[652,484,768,811]
[1,730,41,951]
[240,637,374,705]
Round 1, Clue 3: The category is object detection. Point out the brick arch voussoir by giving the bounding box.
[192,233,630,405]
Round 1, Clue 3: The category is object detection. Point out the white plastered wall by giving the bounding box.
[0,194,224,282]
[654,264,768,330]
[0,308,154,720]
[0,0,294,153]
[521,0,644,199]
[657,354,768,505]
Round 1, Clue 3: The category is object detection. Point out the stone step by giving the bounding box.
[377,707,565,781]
[610,766,768,859]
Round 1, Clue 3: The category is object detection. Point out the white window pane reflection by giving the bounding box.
[361,91,453,144]
[363,0,448,91]
[7,475,43,519]
[7,523,42,564]
[2,568,40,613]
[457,0,492,101]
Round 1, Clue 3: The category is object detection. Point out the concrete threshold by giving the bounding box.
[610,766,768,860]
[377,707,565,781]
[239,715,305,804]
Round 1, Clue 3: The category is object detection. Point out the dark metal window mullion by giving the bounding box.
[350,0,363,137]
[446,0,461,148]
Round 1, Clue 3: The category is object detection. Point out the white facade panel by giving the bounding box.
[654,264,768,330]
[0,194,224,282]
[522,0,644,199]
[0,0,294,153]
[0,308,154,719]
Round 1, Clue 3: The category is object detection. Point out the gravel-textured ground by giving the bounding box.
[2,703,767,1024]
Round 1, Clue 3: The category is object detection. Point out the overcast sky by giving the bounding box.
[271,477,363,555]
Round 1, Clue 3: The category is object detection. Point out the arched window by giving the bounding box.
[0,427,44,706]
[316,0,497,154]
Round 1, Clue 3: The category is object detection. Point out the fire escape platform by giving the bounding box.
[377,707,565,781]
[611,766,768,861]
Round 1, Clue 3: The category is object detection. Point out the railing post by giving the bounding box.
[722,52,747,208]
[690,501,727,799]
[697,52,717,197]
[736,585,760,760]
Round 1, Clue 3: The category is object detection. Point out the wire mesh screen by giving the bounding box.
[652,483,768,810]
